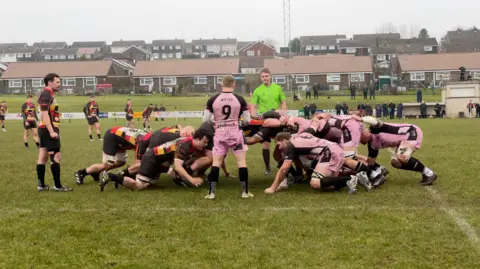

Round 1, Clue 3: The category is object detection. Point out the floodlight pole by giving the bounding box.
[283,0,293,98]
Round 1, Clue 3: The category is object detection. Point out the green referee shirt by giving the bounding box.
[251,83,286,114]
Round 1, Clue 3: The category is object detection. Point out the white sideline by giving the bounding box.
[425,187,480,252]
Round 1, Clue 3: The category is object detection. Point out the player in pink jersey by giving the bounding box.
[202,75,253,199]
[361,117,437,186]
[265,132,371,194]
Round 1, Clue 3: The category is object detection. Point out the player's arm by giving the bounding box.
[34,104,39,121]
[21,103,27,122]
[250,90,259,117]
[240,110,251,127]
[38,92,56,135]
[173,141,201,186]
[83,103,90,117]
[279,89,287,110]
[262,118,283,128]
[265,142,295,193]
[96,104,100,117]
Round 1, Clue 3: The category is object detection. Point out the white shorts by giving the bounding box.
[102,152,128,164]
[343,148,357,159]
[136,173,158,185]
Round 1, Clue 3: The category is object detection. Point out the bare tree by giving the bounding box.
[376,22,398,33]
[263,38,278,48]
[408,25,421,38]
[398,24,409,38]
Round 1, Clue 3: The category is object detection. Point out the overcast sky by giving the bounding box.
[1,0,478,45]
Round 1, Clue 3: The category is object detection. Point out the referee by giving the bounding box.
[250,68,287,175]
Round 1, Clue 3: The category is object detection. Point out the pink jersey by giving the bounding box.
[370,123,423,150]
[286,116,311,134]
[205,92,248,132]
[283,132,339,161]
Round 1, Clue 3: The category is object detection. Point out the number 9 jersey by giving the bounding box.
[204,92,248,132]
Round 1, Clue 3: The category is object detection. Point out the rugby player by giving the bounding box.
[99,128,211,191]
[36,73,72,192]
[265,132,369,194]
[361,117,437,186]
[142,104,154,130]
[74,126,152,185]
[203,75,253,199]
[83,95,102,141]
[0,100,7,132]
[250,68,287,175]
[21,95,40,148]
[125,99,134,128]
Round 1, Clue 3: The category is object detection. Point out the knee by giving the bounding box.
[310,180,321,189]
[391,158,403,168]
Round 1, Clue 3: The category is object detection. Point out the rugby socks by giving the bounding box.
[147,125,151,130]
[97,134,101,139]
[321,176,351,189]
[36,164,46,187]
[207,166,220,194]
[262,149,270,170]
[35,142,40,147]
[24,142,29,148]
[89,135,93,140]
[143,123,146,129]
[239,167,249,193]
[122,167,133,178]
[51,162,62,188]
[400,157,425,173]
[109,173,125,185]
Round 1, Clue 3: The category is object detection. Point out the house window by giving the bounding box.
[320,45,327,50]
[153,53,159,59]
[435,71,450,81]
[153,46,159,50]
[67,54,75,59]
[328,45,335,50]
[350,73,365,82]
[346,48,356,54]
[161,46,165,50]
[32,79,44,88]
[410,72,425,81]
[216,76,223,84]
[327,73,341,83]
[85,77,97,86]
[247,50,254,56]
[9,79,22,88]
[85,55,91,59]
[139,77,153,86]
[424,46,433,52]
[257,50,260,56]
[163,77,177,85]
[377,54,386,61]
[9,54,14,57]
[25,53,31,58]
[194,76,207,85]
[295,75,310,84]
[175,52,182,58]
[175,45,181,49]
[59,55,66,59]
[62,78,76,86]
[17,54,23,58]
[313,45,320,50]
[167,53,173,58]
[44,55,51,60]
[161,53,167,59]
[169,46,173,50]
[272,75,286,84]
[472,72,480,79]
[53,55,59,59]
[306,45,313,51]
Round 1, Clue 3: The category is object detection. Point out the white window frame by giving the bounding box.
[327,73,341,83]
[52,55,59,60]
[424,46,433,52]
[216,76,223,84]
[247,50,254,56]
[305,45,312,51]
[85,55,91,59]
[85,77,97,86]
[472,72,480,79]
[313,45,320,50]
[328,45,335,50]
[175,45,181,49]
[25,53,31,58]
[167,53,173,58]
[163,76,177,86]
[346,47,356,54]
[435,71,450,81]
[175,52,182,58]
[410,72,425,81]
[320,45,327,50]
[273,75,286,84]
[194,76,207,85]
[350,73,365,82]
[295,75,310,84]
[9,79,22,88]
[17,54,23,58]
[161,53,167,59]
[32,79,44,88]
[169,46,173,50]
[62,78,76,86]
[377,54,386,61]
[44,55,51,60]
[161,46,165,50]
[139,77,153,86]
[67,54,75,59]
[153,46,159,50]
[59,55,66,60]
[153,53,159,59]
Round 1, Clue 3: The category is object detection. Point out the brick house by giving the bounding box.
[151,39,185,60]
[237,41,276,57]
[191,38,237,58]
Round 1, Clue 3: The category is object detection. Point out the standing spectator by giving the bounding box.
[397,102,403,119]
[153,104,159,121]
[341,102,349,115]
[313,83,319,99]
[420,101,428,118]
[467,100,474,117]
[375,103,382,118]
[434,102,441,118]
[335,101,342,115]
[382,101,388,119]
[350,84,356,99]
[475,103,480,118]
[303,103,310,119]
[305,85,311,99]
[416,89,423,103]
[388,101,396,119]
[365,103,373,116]
[309,102,317,116]
[363,85,368,100]
[159,104,166,121]
[369,83,376,99]
[459,67,466,81]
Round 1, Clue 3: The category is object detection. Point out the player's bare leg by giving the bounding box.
[23,129,30,148]
[32,128,39,147]
[390,142,437,185]
[310,165,358,194]
[205,153,224,200]
[95,122,102,140]
[88,125,94,141]
[262,142,271,175]
[1,120,5,132]
[75,161,125,185]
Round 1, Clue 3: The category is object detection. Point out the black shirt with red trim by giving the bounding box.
[38,88,60,128]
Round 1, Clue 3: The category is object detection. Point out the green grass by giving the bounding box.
[0,94,441,113]
[1,96,479,268]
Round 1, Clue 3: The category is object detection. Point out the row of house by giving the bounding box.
[0,39,276,63]
[2,52,480,93]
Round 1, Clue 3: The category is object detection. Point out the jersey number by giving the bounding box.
[222,105,231,120]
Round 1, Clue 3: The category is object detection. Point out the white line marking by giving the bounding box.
[425,187,480,252]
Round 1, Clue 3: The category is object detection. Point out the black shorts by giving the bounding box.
[24,121,37,130]
[138,150,171,180]
[0,115,4,121]
[39,127,61,151]
[87,117,99,125]
[102,131,122,156]
[126,115,133,121]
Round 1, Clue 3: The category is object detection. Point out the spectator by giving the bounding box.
[397,102,403,119]
[309,102,317,116]
[420,101,428,118]
[303,103,310,119]
[313,83,319,99]
[375,103,382,118]
[159,104,166,121]
[153,104,159,121]
[459,66,466,81]
[363,85,368,100]
[357,103,364,111]
[341,102,349,115]
[365,103,373,116]
[476,103,480,118]
[467,100,474,117]
[350,84,356,99]
[382,101,388,119]
[388,101,396,119]
[369,83,376,100]
[434,102,442,118]
[305,85,311,99]
[335,101,342,115]
[416,89,423,103]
